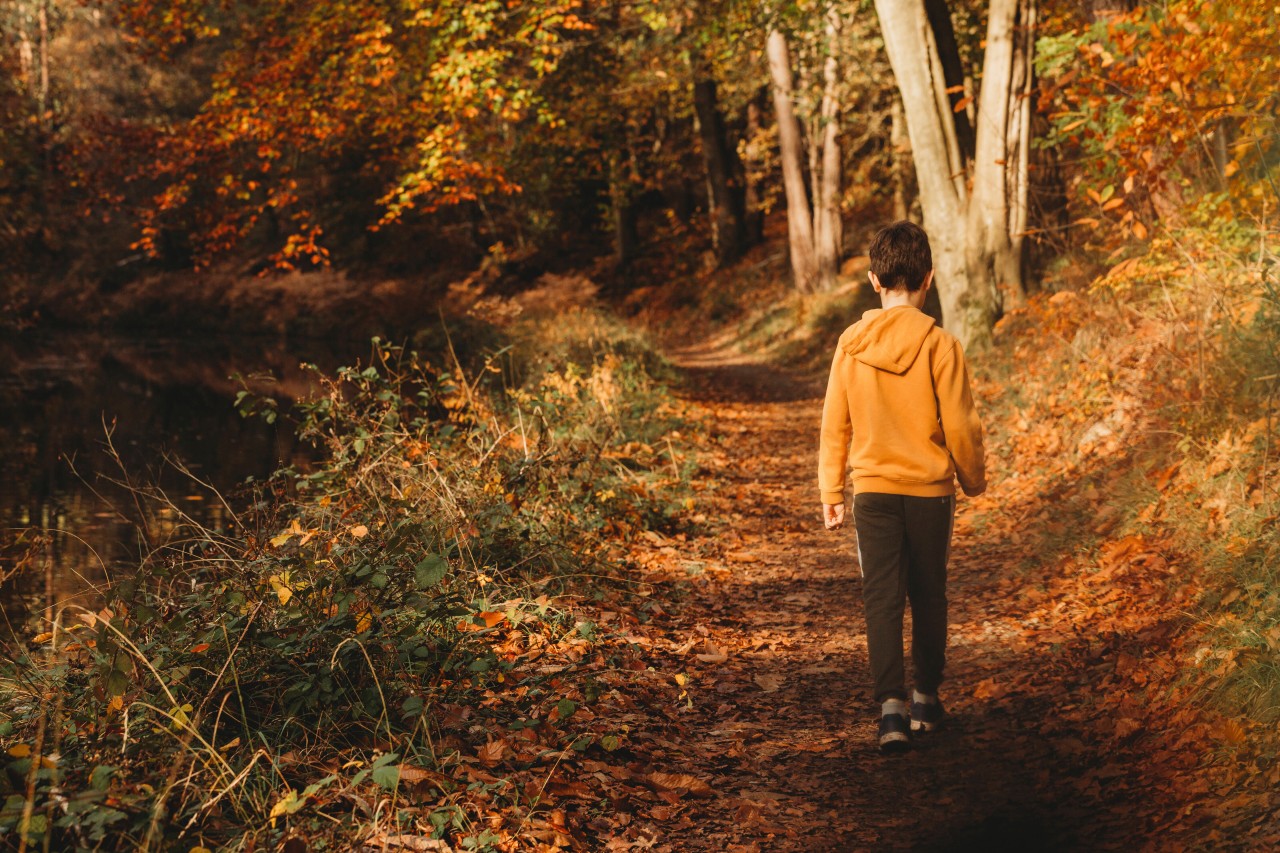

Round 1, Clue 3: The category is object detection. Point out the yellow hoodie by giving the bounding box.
[819,305,986,503]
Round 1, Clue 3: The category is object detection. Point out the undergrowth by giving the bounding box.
[0,309,695,851]
[988,215,1280,724]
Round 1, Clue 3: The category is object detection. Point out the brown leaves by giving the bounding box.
[644,771,715,799]
[751,674,784,694]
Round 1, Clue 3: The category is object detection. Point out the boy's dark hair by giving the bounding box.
[868,220,933,292]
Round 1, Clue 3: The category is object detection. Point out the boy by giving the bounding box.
[818,221,986,754]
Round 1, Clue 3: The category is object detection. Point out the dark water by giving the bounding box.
[0,330,363,634]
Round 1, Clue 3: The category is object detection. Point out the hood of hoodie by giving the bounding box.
[840,306,937,375]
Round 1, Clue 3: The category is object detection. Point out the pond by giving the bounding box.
[0,330,370,634]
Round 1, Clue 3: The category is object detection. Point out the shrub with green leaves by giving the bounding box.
[0,310,693,850]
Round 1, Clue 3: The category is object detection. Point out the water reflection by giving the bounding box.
[0,331,362,637]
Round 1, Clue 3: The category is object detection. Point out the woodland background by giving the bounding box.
[1,0,1279,850]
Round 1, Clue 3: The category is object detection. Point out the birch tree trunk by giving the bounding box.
[815,9,843,290]
[873,0,1034,349]
[767,28,818,293]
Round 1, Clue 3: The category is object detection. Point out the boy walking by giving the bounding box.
[818,221,986,753]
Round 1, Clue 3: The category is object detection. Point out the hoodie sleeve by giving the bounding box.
[934,340,987,497]
[818,349,853,504]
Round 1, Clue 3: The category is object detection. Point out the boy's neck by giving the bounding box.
[879,290,926,311]
[870,269,933,312]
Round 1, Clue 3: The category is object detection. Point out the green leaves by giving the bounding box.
[415,554,450,589]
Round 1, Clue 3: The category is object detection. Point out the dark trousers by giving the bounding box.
[853,492,954,703]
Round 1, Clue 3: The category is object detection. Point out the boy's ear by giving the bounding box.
[922,269,935,292]
[868,271,882,293]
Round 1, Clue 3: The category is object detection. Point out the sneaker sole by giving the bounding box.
[910,719,941,733]
[879,732,910,754]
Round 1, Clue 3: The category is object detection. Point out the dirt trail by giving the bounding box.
[633,343,1105,852]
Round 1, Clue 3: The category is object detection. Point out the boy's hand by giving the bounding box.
[823,503,845,531]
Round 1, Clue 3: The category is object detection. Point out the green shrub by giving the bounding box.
[0,313,693,850]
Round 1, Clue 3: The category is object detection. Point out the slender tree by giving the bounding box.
[694,75,749,266]
[814,8,842,290]
[767,21,843,293]
[767,28,817,291]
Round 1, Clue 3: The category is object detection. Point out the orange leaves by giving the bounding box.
[1041,0,1280,226]
[121,0,553,267]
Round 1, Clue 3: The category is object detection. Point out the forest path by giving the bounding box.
[631,340,1101,852]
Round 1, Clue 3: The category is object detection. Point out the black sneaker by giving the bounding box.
[878,713,910,753]
[910,698,945,733]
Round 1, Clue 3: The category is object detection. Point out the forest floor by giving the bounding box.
[596,333,1280,852]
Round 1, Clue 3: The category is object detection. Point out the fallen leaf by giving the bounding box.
[694,640,729,664]
[475,611,505,628]
[973,677,1006,700]
[1114,718,1142,738]
[477,738,509,766]
[753,673,784,693]
[645,771,714,798]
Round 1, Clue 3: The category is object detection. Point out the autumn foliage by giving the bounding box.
[3,0,1280,850]
[1038,0,1280,238]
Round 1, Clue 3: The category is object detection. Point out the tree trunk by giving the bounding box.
[693,76,748,266]
[767,29,818,292]
[891,96,913,220]
[923,0,975,160]
[873,0,1035,349]
[1005,0,1036,306]
[743,89,767,245]
[608,156,638,268]
[815,9,843,290]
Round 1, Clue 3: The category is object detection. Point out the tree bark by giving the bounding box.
[923,0,975,160]
[873,0,1034,349]
[694,76,748,266]
[608,156,638,268]
[815,9,843,290]
[767,28,818,292]
[891,96,913,220]
[743,89,767,245]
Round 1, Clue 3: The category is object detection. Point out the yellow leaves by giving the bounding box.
[269,518,312,548]
[169,703,194,732]
[7,744,31,759]
[268,573,294,605]
[268,788,302,824]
